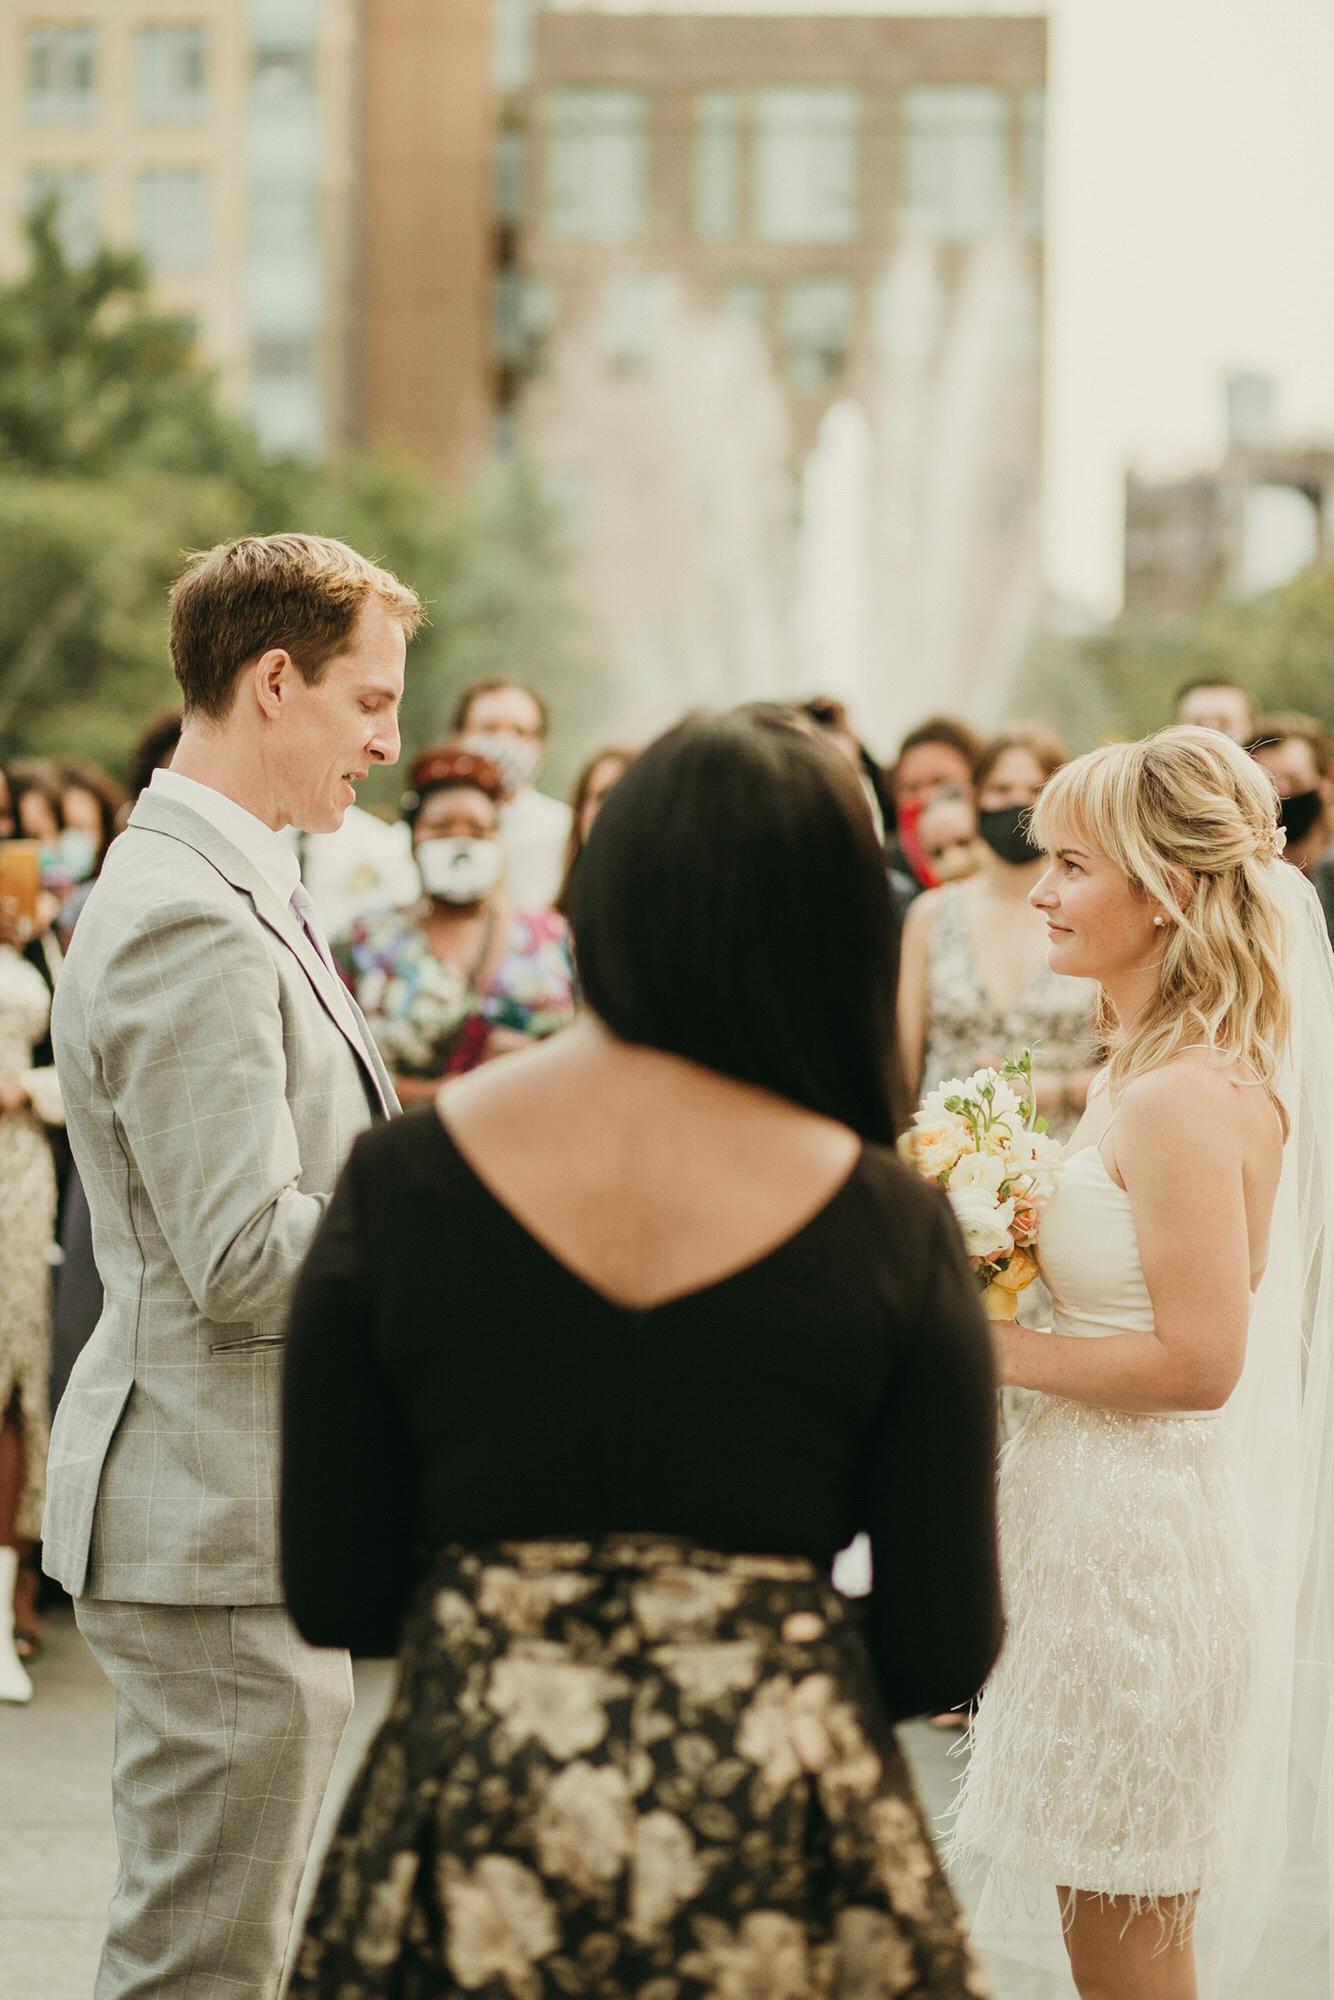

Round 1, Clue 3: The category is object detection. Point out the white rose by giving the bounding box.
[966,1070,1022,1119]
[948,1187,1016,1261]
[918,1079,970,1124]
[898,1118,967,1179]
[948,1150,1009,1198]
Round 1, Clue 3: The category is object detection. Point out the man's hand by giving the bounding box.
[0,1078,31,1115]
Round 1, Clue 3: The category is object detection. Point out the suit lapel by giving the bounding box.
[128,795,396,1117]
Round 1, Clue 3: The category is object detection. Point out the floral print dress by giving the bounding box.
[335,907,575,1079]
[0,944,62,1538]
[289,1538,985,2000]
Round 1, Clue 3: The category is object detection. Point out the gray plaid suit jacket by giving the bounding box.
[44,790,398,1605]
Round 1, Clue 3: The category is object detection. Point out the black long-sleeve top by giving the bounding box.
[280,1107,1003,1723]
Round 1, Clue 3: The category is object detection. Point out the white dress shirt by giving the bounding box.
[149,768,300,907]
[500,787,573,911]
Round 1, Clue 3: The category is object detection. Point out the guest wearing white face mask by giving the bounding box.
[334,745,575,1100]
[451,677,572,910]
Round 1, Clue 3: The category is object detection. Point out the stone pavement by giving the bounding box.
[0,1608,1074,2000]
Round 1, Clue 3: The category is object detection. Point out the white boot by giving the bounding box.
[0,1546,33,1703]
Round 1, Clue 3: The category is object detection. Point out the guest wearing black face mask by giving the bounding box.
[333,745,575,1100]
[1249,713,1334,945]
[899,725,1099,1140]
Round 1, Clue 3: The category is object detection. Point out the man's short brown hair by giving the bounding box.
[169,533,422,721]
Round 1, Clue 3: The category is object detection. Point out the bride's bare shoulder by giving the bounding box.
[1117,1056,1279,1157]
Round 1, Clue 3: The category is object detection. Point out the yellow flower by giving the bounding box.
[989,1246,1037,1295]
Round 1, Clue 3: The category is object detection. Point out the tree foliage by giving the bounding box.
[1012,566,1334,749]
[0,202,599,790]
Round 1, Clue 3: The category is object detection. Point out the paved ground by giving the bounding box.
[0,1608,1075,1999]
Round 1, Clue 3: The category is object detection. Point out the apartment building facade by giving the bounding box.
[0,0,359,457]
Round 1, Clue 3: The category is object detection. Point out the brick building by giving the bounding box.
[496,4,1048,737]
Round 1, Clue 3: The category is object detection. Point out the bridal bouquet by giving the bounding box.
[898,1051,1064,1319]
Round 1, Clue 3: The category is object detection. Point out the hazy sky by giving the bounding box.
[1047,0,1334,614]
[560,0,1334,616]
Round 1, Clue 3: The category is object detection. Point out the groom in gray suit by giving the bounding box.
[45,534,420,1998]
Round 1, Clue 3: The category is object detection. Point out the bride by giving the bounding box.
[949,725,1334,1999]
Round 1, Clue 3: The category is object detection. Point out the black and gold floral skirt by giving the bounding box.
[290,1537,984,1999]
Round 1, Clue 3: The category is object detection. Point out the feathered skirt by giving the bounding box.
[289,1535,985,1999]
[948,1396,1258,1911]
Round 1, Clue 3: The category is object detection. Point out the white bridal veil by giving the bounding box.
[1200,858,1334,1996]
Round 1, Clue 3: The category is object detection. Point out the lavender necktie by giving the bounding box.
[289,880,334,974]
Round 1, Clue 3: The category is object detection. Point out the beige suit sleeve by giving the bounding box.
[96,897,327,1325]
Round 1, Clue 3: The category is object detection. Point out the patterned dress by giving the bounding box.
[289,1538,987,2000]
[921,882,1098,1148]
[335,906,575,1079]
[0,945,62,1538]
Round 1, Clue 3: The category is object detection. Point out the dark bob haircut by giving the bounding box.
[568,707,905,1145]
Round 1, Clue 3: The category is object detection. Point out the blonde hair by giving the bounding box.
[170,533,422,720]
[1028,726,1289,1117]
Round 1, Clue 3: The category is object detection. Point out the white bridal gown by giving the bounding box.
[949,1136,1258,1915]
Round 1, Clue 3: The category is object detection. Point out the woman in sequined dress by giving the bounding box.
[898,726,1099,1146]
[949,728,1318,2000]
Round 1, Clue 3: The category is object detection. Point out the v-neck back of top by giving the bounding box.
[430,1111,867,1317]
[280,1101,1004,1716]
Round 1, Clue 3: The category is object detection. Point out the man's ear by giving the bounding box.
[251,648,293,723]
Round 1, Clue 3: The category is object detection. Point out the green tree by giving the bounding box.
[1013,566,1334,749]
[0,201,601,784]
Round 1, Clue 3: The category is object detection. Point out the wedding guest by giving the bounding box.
[53,757,127,940]
[290,805,420,943]
[7,759,62,843]
[1173,675,1257,745]
[918,789,984,885]
[120,710,182,827]
[801,695,895,824]
[0,865,64,1699]
[1249,711,1334,941]
[282,706,1002,2000]
[889,715,984,814]
[898,725,1098,1141]
[56,757,125,876]
[554,743,636,916]
[335,744,574,1099]
[887,715,985,894]
[45,533,416,1998]
[452,676,571,908]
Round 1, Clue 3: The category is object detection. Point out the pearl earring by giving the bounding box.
[1153,914,1166,928]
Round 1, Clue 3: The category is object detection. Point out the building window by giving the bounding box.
[252,336,315,379]
[781,277,855,391]
[491,0,535,93]
[248,179,316,255]
[135,168,211,272]
[753,88,858,245]
[692,90,741,241]
[601,273,673,372]
[724,279,768,332]
[26,168,99,265]
[901,85,1009,242]
[25,23,98,125]
[545,87,648,242]
[494,271,557,374]
[495,128,525,229]
[137,24,209,125]
[1020,88,1045,238]
[252,45,315,105]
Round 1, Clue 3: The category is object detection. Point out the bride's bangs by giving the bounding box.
[1028,742,1142,882]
